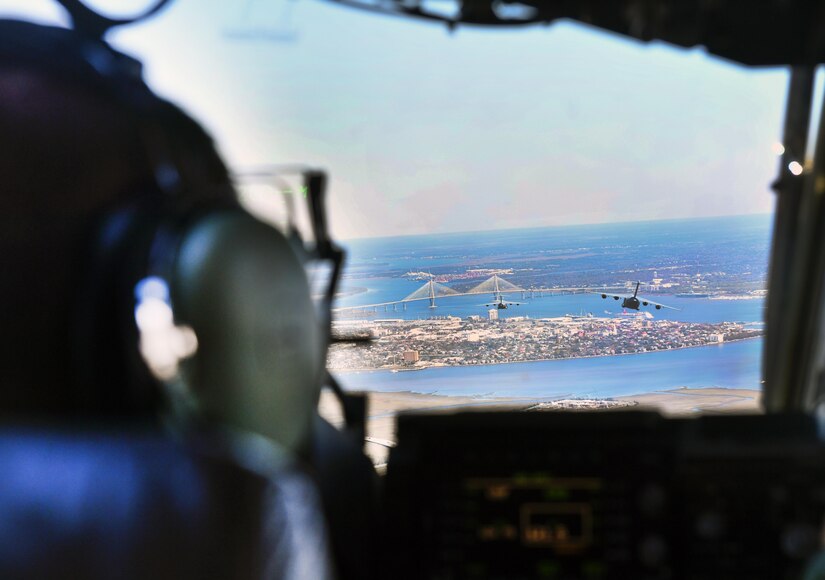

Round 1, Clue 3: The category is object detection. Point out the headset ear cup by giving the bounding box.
[172,211,323,454]
[72,203,164,416]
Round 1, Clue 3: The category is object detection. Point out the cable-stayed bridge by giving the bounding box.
[333,274,614,313]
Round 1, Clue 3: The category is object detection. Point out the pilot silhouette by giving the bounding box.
[0,10,334,579]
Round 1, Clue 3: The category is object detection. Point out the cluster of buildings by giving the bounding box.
[526,399,638,411]
[326,315,763,372]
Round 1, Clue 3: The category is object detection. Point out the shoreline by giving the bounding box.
[318,386,763,467]
[329,335,763,375]
[708,295,764,301]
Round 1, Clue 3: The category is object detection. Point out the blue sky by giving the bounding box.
[0,1,791,239]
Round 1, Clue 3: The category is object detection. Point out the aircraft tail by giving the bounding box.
[634,281,640,297]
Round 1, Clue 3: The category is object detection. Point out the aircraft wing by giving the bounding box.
[589,291,631,300]
[638,297,680,311]
[588,291,680,311]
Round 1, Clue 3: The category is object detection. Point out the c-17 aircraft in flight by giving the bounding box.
[484,296,522,309]
[482,274,522,309]
[594,281,678,311]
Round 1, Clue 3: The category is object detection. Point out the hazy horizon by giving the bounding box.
[338,211,773,243]
[0,2,790,240]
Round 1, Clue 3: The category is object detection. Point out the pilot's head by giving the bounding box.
[0,21,324,453]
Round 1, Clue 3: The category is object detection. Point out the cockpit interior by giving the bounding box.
[3,1,825,579]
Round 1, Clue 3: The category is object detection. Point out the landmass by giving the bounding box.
[327,314,763,372]
[343,218,770,300]
[318,387,762,467]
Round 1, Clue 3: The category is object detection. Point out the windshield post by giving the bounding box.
[763,66,816,411]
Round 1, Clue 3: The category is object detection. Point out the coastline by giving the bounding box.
[616,387,761,414]
[319,386,762,467]
[329,335,763,375]
[708,295,764,301]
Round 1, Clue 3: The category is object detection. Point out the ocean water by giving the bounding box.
[335,339,762,399]
[332,215,769,397]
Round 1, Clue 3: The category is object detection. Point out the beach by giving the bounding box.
[319,386,762,467]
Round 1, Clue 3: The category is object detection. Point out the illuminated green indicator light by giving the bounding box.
[514,472,553,485]
[583,561,606,578]
[543,487,570,500]
[537,560,559,578]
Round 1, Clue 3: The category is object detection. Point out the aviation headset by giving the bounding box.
[0,2,339,452]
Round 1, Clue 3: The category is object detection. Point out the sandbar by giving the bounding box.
[318,387,762,467]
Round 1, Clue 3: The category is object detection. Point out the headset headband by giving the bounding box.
[56,0,173,39]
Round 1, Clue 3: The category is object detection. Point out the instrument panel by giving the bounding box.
[383,411,825,579]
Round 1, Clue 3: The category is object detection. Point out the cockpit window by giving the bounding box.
[4,2,783,464]
[289,18,783,465]
[313,20,784,453]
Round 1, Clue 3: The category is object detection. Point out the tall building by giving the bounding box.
[403,350,420,363]
[488,309,499,320]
